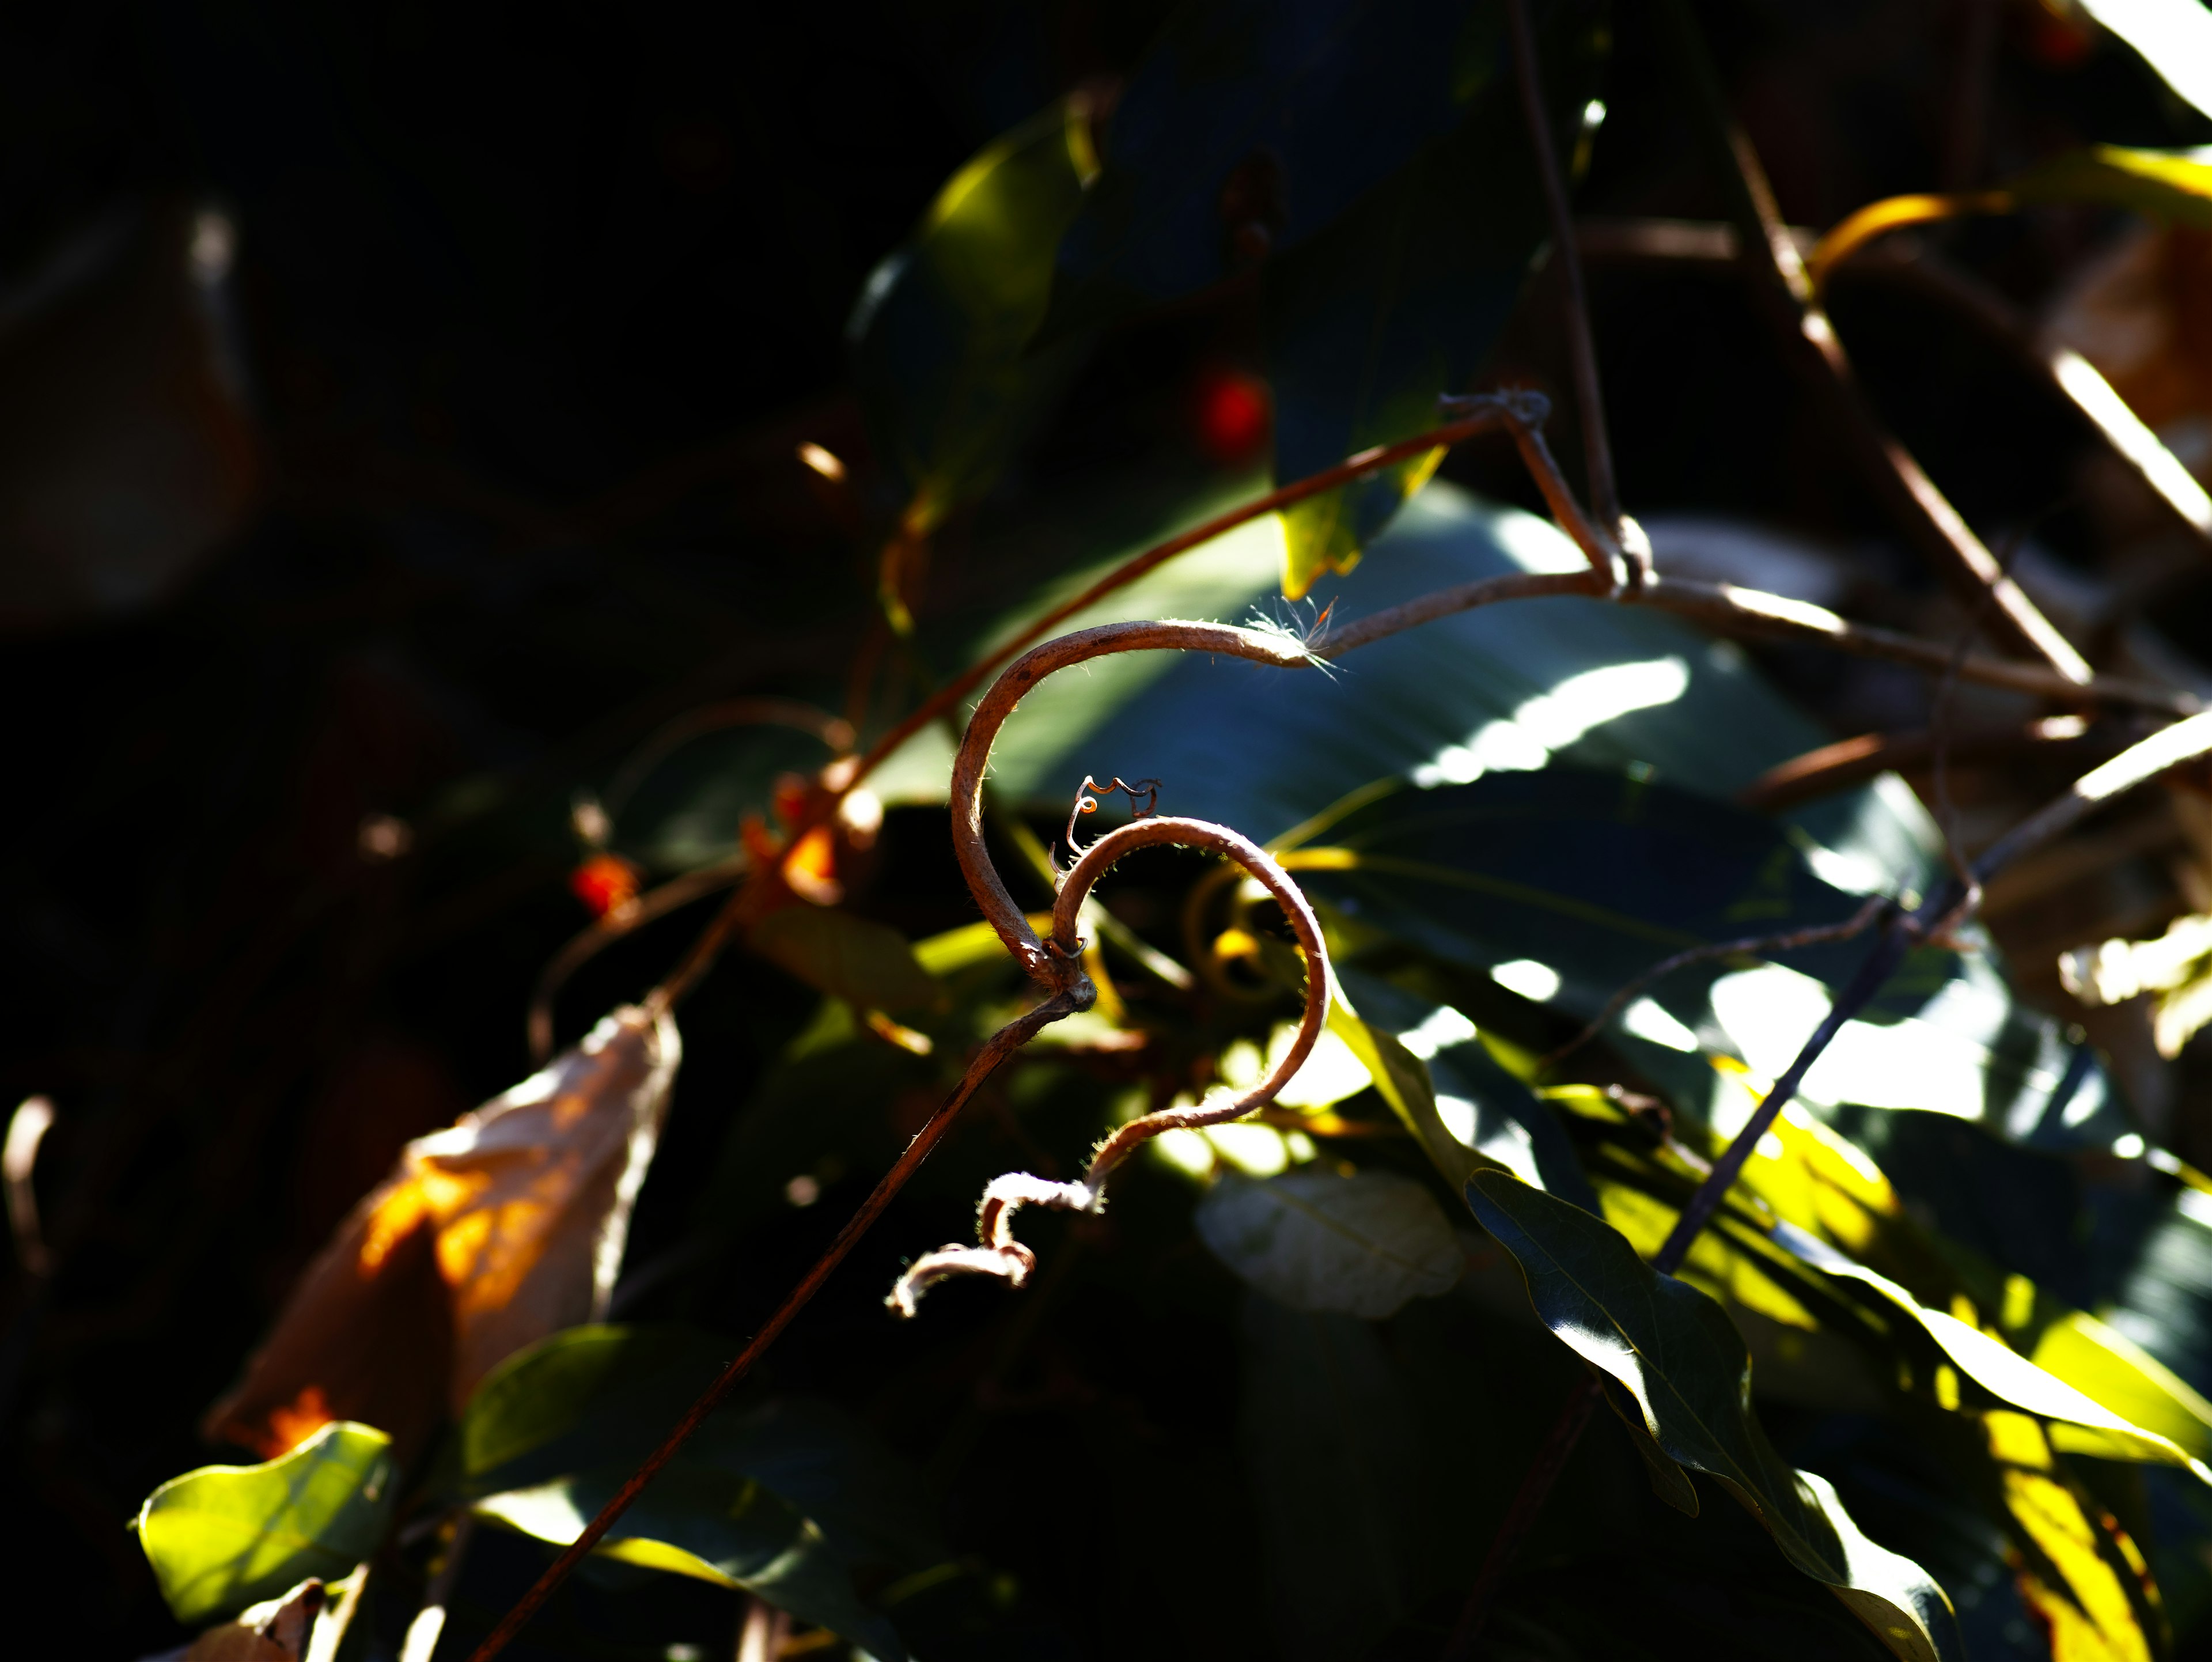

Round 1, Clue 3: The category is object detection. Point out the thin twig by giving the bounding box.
[1578,217,2212,550]
[530,857,748,1062]
[600,699,852,827]
[1506,0,1627,563]
[641,399,1551,1013]
[1736,718,2107,813]
[1652,0,2089,683]
[1452,686,2212,1645]
[1539,895,1889,1073]
[890,811,1331,1314]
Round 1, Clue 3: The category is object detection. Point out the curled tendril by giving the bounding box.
[888,811,1329,1318]
[1060,774,1160,869]
[887,618,1341,1318]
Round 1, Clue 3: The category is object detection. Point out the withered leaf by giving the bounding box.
[181,1577,323,1662]
[204,1007,680,1462]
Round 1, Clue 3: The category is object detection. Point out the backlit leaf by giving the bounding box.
[1195,1168,1461,1316]
[135,1422,395,1626]
[2008,145,2212,227]
[1984,1410,2162,1662]
[850,95,1099,527]
[204,1007,680,1460]
[747,904,946,1014]
[1298,768,2126,1151]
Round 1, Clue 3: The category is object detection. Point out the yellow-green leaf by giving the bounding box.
[134,1422,395,1625]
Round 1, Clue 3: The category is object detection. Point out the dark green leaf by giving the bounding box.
[1046,0,1552,337]
[475,1462,912,1661]
[456,1324,944,1568]
[1464,1169,1964,1661]
[134,1421,396,1626]
[747,906,946,1013]
[850,96,1099,523]
[1266,0,1606,595]
[1302,768,2127,1151]
[873,483,1930,906]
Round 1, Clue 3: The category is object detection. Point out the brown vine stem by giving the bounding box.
[890,811,1330,1313]
[641,397,1559,1014]
[1448,705,2212,1653]
[461,986,1086,1662]
[1505,0,1628,567]
[1736,718,2108,814]
[1652,0,2089,683]
[477,619,1330,1659]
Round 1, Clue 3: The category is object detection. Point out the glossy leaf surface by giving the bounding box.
[1300,767,2123,1150]
[1464,1169,1963,1661]
[873,484,1934,897]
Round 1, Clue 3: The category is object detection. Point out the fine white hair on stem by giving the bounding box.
[888,811,1329,1317]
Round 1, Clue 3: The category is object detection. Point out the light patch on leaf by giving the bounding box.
[1196,1169,1461,1318]
[136,1422,394,1626]
[204,1008,680,1460]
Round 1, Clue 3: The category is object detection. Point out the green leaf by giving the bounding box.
[1043,0,1581,338]
[1779,1225,2212,1483]
[134,1421,396,1626]
[1195,1168,1461,1316]
[475,1463,912,1662]
[456,1324,733,1498]
[2007,145,2212,228]
[1266,0,1607,596]
[1327,987,1483,1186]
[1300,768,2127,1152]
[1549,1085,2212,1486]
[456,1325,945,1569]
[458,1326,942,1656]
[1463,1169,1963,1661]
[849,96,1099,525]
[1980,1410,2165,1661]
[747,906,946,1014]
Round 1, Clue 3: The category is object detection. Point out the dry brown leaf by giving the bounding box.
[204,1007,680,1460]
[182,1578,323,1662]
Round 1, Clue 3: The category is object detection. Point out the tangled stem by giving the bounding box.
[891,622,1337,1316]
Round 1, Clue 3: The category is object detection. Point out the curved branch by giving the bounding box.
[461,987,1086,1662]
[889,812,1330,1317]
[949,620,1317,986]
